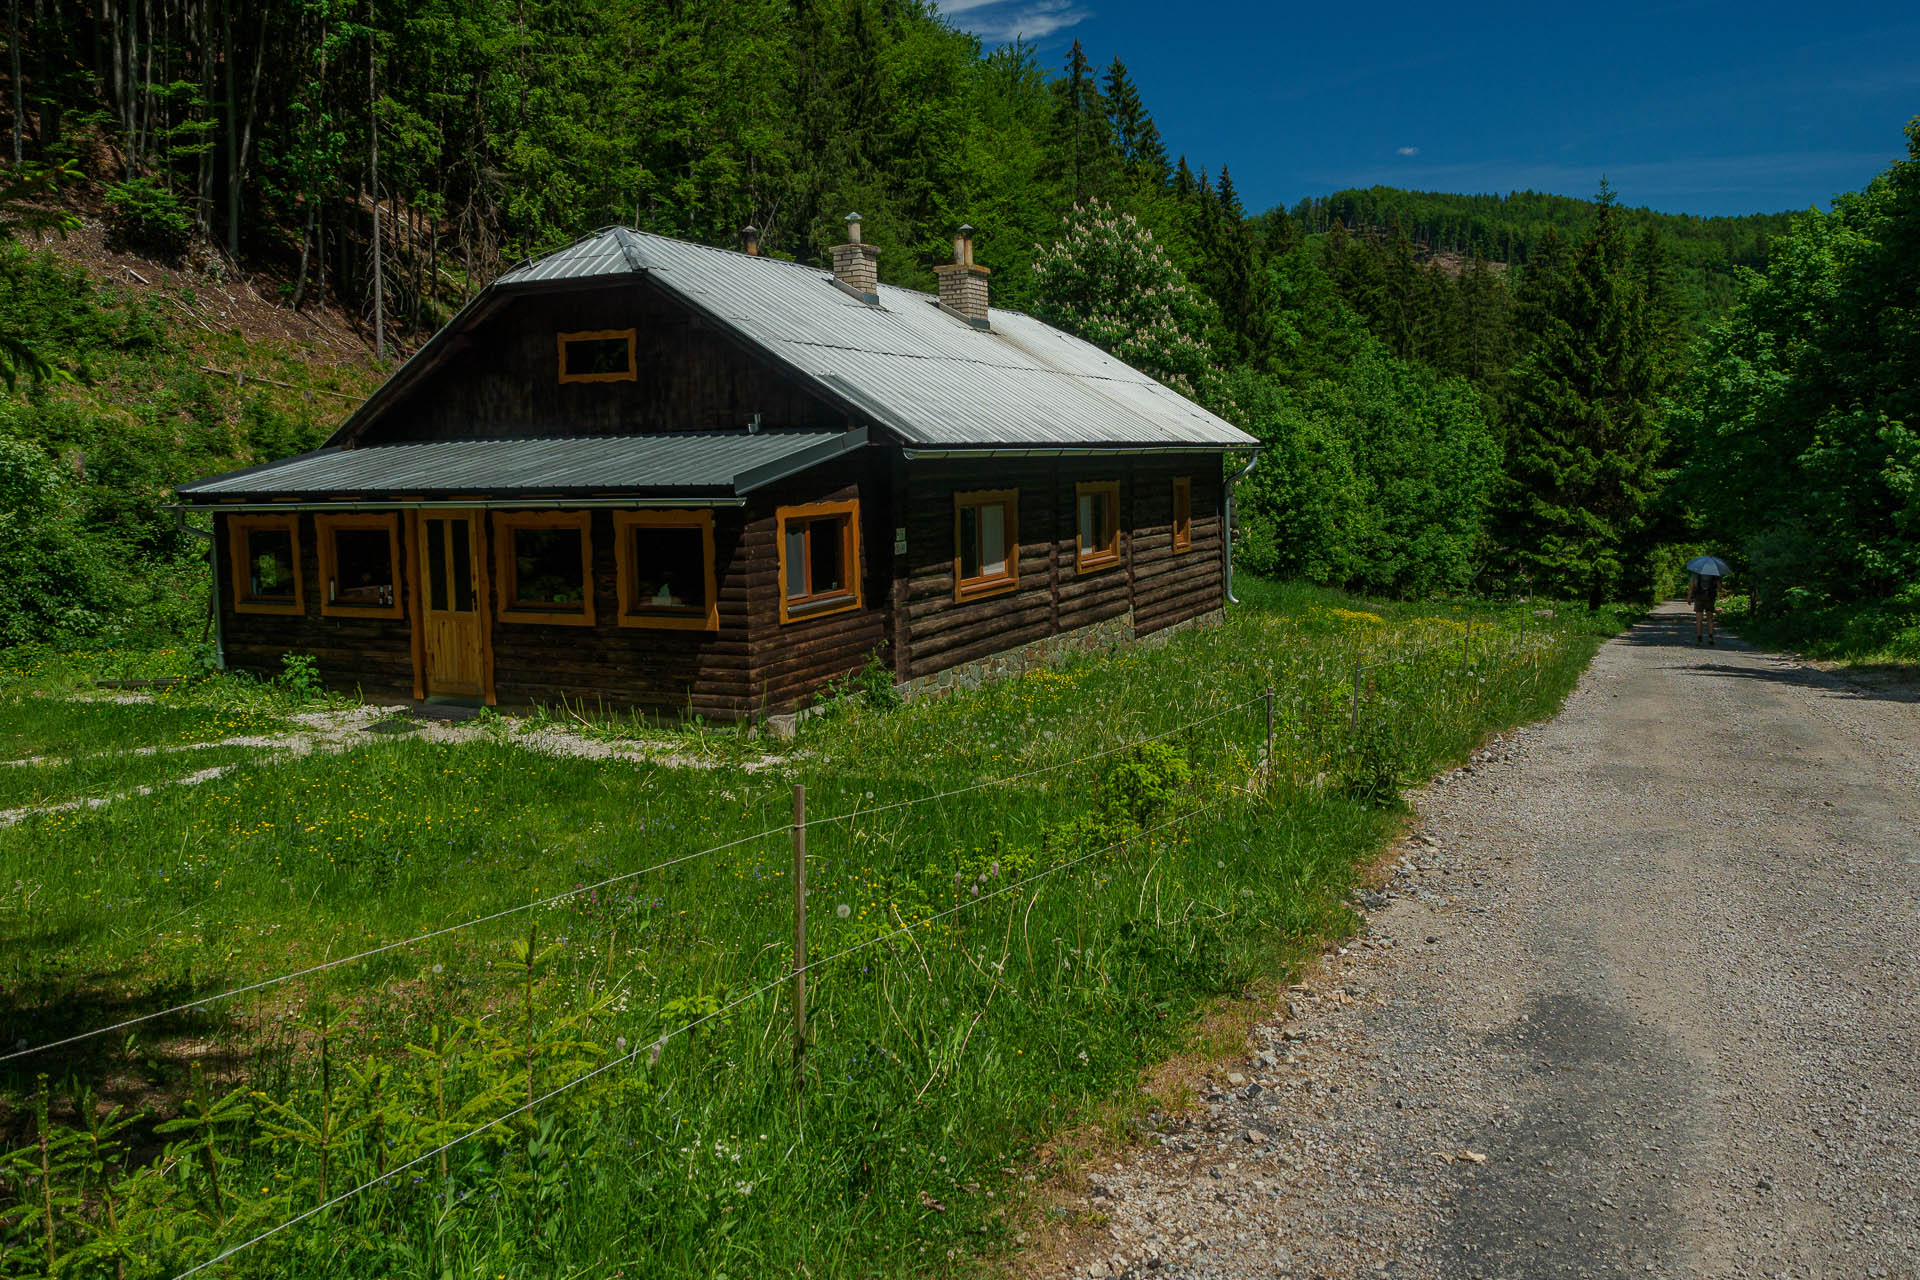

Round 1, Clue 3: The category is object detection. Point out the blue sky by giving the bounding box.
[936,0,1919,217]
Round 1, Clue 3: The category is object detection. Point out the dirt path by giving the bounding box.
[0,701,781,826]
[1026,603,1920,1279]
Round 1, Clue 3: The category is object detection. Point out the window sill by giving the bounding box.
[235,599,304,616]
[1074,552,1122,575]
[780,593,861,624]
[499,606,596,627]
[954,575,1019,603]
[321,601,405,620]
[618,609,718,632]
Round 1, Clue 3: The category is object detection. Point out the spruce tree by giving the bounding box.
[1187,164,1263,365]
[1172,155,1195,200]
[1631,226,1685,390]
[1214,165,1244,221]
[1102,57,1169,186]
[1456,251,1514,396]
[1051,39,1110,203]
[1499,186,1664,605]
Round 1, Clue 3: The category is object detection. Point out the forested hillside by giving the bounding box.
[1291,187,1794,322]
[1669,121,1920,661]
[4,0,1900,655]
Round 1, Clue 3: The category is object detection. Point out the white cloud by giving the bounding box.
[939,0,1091,43]
[1396,146,1421,157]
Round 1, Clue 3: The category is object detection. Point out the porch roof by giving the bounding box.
[175,428,867,504]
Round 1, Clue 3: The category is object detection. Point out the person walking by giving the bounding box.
[1684,556,1730,645]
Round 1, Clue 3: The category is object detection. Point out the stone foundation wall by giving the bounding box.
[1139,607,1225,648]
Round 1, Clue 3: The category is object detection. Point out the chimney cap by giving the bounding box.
[845,211,863,224]
[958,224,975,237]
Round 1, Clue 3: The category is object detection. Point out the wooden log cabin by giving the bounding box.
[176,219,1258,721]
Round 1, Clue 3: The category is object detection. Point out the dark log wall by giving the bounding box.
[741,456,892,715]
[898,459,1060,681]
[216,514,416,694]
[358,278,850,443]
[484,507,755,718]
[898,456,1225,679]
[212,453,1223,717]
[489,458,893,718]
[1054,464,1134,637]
[1131,459,1226,636]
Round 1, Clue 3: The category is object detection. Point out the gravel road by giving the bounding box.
[1026,603,1920,1280]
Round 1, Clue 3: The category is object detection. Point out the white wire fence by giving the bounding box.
[6,614,1557,1071]
[1,612,1575,1279]
[1,694,1270,1067]
[167,783,1261,1278]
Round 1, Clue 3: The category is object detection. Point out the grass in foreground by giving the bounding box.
[0,582,1631,1279]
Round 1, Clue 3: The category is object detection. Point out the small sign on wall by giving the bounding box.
[894,526,907,556]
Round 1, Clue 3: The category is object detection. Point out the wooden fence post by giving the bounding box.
[1264,687,1274,780]
[791,783,807,1071]
[1349,658,1361,733]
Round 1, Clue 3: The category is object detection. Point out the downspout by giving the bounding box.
[1224,452,1259,606]
[173,508,225,670]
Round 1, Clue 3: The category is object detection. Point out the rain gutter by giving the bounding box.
[901,445,1255,459]
[1225,451,1260,606]
[172,508,224,670]
[170,497,748,513]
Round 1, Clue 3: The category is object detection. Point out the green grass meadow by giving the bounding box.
[0,582,1630,1279]
[1712,589,1920,669]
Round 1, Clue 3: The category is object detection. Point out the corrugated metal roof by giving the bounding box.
[487,227,1256,451]
[177,430,864,501]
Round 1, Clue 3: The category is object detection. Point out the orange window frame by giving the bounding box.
[316,512,404,619]
[492,510,596,626]
[952,488,1019,601]
[776,499,862,624]
[556,328,638,384]
[1171,476,1192,554]
[1074,480,1122,573]
[228,513,305,615]
[614,509,719,631]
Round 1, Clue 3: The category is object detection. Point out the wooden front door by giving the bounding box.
[418,510,487,697]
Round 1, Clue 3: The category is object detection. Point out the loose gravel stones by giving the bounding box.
[1021,605,1920,1280]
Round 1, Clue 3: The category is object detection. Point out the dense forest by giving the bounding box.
[1289,187,1794,324]
[0,0,1910,655]
[1669,121,1920,659]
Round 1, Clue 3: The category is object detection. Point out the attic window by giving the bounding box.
[557,329,637,384]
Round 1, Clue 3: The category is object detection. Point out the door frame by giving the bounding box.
[406,508,496,705]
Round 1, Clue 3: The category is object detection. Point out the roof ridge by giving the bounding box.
[766,333,1153,384]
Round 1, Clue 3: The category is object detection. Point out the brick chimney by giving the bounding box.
[830,212,879,304]
[740,225,760,256]
[934,224,990,328]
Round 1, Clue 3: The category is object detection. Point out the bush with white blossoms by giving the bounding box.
[1032,201,1237,419]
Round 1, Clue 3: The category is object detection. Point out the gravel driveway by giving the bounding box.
[1025,602,1920,1279]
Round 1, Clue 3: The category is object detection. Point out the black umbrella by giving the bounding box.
[1685,555,1731,577]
